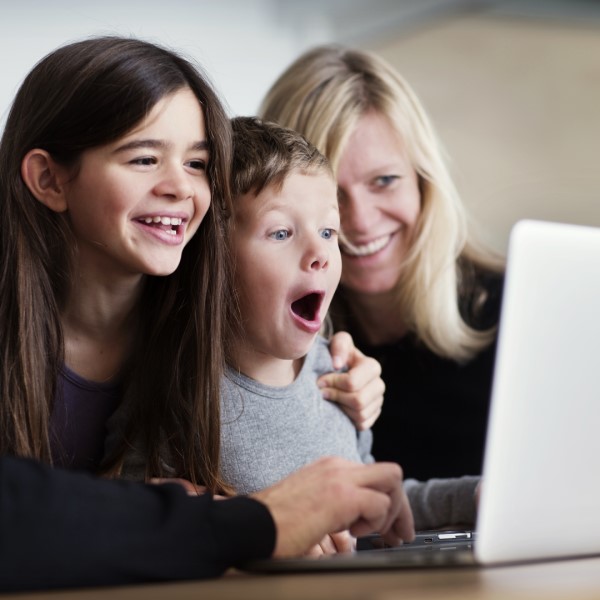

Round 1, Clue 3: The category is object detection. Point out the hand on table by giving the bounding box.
[251,456,414,559]
[305,531,356,556]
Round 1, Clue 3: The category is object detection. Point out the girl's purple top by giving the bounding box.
[49,366,122,471]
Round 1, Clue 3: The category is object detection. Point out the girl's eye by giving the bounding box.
[321,228,337,240]
[131,156,157,166]
[187,159,207,171]
[269,229,289,241]
[374,175,400,188]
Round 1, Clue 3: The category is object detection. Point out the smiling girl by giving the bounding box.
[0,36,232,491]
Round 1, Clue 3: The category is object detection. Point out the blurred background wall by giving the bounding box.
[2,0,599,253]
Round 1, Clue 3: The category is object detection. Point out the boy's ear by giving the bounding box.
[21,149,69,213]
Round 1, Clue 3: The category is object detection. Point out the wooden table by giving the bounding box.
[6,556,600,600]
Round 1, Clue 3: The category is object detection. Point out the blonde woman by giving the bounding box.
[261,45,504,482]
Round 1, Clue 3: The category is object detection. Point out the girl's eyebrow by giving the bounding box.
[114,139,209,153]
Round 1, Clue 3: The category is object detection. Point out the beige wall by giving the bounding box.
[368,14,600,255]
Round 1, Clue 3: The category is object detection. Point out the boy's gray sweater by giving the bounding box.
[219,336,479,530]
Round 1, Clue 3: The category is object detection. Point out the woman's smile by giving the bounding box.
[339,231,395,258]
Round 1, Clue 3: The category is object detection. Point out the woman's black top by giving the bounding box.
[339,267,504,481]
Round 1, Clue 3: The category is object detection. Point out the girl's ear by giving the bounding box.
[21,149,69,213]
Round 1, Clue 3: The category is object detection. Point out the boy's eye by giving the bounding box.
[270,229,289,241]
[321,228,336,240]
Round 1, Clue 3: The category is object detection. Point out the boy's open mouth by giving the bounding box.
[291,292,324,322]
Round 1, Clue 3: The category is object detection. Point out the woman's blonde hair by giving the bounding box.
[261,44,503,361]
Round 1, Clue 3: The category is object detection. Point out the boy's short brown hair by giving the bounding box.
[230,116,333,198]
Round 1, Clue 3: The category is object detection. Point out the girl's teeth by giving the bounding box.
[142,217,182,226]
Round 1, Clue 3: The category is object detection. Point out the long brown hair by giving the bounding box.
[0,36,233,492]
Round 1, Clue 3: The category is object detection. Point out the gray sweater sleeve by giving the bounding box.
[404,475,480,530]
[357,429,375,464]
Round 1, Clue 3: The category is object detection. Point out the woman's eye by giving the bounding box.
[374,175,399,188]
[270,229,289,241]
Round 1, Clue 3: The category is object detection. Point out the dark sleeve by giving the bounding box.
[0,456,276,592]
[459,265,504,331]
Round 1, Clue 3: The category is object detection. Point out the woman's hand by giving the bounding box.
[319,331,385,430]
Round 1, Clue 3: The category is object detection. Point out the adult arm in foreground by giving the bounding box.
[0,456,413,592]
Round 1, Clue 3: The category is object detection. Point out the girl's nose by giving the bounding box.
[153,165,194,201]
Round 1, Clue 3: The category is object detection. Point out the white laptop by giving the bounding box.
[244,219,600,572]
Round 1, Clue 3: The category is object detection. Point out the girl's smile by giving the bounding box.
[134,213,188,243]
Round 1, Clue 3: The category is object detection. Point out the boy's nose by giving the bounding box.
[310,257,328,270]
[306,246,329,271]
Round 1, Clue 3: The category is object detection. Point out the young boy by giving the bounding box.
[219,117,373,496]
[221,118,480,536]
